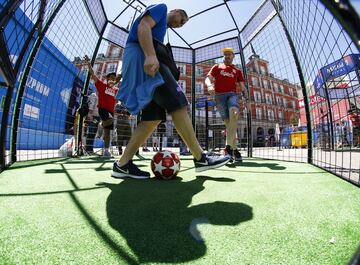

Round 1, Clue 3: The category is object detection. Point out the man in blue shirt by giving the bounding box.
[113,3,230,179]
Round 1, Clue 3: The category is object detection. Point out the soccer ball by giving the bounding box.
[151,150,181,180]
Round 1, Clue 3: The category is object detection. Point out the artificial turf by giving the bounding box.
[0,157,359,264]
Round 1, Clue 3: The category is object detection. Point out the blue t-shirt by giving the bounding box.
[127,4,167,43]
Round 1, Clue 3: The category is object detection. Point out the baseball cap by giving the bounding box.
[222,47,234,54]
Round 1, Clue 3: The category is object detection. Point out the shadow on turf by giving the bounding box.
[98,176,252,263]
[226,161,286,170]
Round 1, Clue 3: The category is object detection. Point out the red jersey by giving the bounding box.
[95,79,119,113]
[208,63,244,93]
[349,112,360,126]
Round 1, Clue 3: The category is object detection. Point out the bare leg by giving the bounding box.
[102,118,113,127]
[170,106,202,160]
[225,107,239,150]
[103,128,110,148]
[119,120,161,166]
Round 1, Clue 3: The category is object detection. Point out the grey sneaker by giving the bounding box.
[194,153,230,172]
[112,160,150,179]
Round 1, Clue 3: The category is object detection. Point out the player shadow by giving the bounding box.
[98,176,253,263]
[226,161,286,170]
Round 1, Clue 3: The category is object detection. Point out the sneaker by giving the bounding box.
[112,160,150,179]
[194,153,230,172]
[224,145,233,155]
[103,149,112,157]
[224,145,234,162]
[233,149,243,162]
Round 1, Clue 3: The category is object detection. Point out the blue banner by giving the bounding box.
[315,54,360,100]
[0,1,87,149]
[320,54,359,81]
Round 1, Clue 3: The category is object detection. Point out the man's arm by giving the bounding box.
[84,55,98,83]
[137,15,159,77]
[205,75,215,96]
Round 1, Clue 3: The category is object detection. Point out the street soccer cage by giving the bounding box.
[0,0,359,185]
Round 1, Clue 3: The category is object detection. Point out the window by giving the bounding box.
[256,108,262,119]
[243,107,247,118]
[278,111,283,120]
[252,76,258,87]
[279,85,284,93]
[195,67,203,76]
[195,82,203,94]
[260,65,266,75]
[276,97,282,106]
[268,110,274,121]
[178,80,186,93]
[273,82,278,92]
[254,91,261,103]
[178,64,186,75]
[263,80,268,89]
[112,47,120,57]
[93,64,100,74]
[107,63,117,73]
[283,98,287,107]
[265,94,272,104]
[291,101,296,109]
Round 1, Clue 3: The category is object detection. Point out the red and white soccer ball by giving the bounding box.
[151,150,181,180]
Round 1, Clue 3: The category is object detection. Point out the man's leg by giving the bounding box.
[103,128,112,157]
[118,120,160,166]
[103,128,110,149]
[170,106,202,161]
[226,107,239,150]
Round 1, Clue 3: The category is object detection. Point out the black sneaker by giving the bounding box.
[233,149,243,162]
[194,153,231,172]
[224,145,234,162]
[112,160,150,179]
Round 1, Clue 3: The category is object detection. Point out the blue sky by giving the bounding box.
[102,0,265,47]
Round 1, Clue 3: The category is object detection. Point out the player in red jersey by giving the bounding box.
[84,55,121,157]
[205,47,246,162]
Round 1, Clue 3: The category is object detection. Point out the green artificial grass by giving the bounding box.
[0,157,359,264]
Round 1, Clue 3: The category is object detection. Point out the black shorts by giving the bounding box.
[140,63,188,121]
[98,108,114,130]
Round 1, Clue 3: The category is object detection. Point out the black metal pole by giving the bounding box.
[205,100,209,151]
[319,73,335,150]
[237,35,253,158]
[191,49,196,128]
[0,35,16,87]
[271,0,313,163]
[10,0,67,163]
[0,84,13,171]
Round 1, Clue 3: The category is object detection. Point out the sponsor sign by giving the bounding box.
[298,95,326,109]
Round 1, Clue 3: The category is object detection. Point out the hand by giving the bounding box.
[144,55,159,77]
[84,55,90,63]
[208,85,215,96]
